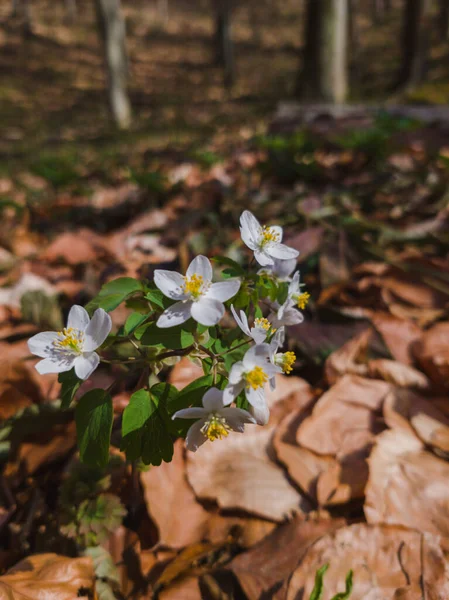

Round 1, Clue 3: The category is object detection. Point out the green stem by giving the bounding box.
[217,339,251,357]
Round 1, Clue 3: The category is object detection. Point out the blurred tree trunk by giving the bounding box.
[371,0,391,22]
[297,0,348,104]
[439,0,449,40]
[398,0,432,89]
[65,0,77,23]
[348,0,358,56]
[11,0,32,33]
[95,0,132,130]
[213,0,235,88]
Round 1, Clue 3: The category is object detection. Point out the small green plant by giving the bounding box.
[309,564,353,600]
[30,152,80,188]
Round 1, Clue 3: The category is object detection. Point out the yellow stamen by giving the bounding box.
[54,327,84,353]
[296,292,310,310]
[281,351,296,375]
[254,317,271,331]
[245,366,268,390]
[261,226,280,246]
[201,416,230,442]
[183,274,204,299]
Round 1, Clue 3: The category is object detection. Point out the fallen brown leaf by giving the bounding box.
[413,321,449,392]
[228,516,345,600]
[370,312,422,366]
[368,358,430,389]
[286,524,449,600]
[365,428,449,537]
[0,553,94,599]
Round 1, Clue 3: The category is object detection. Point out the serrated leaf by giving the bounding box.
[86,277,142,313]
[76,389,113,468]
[309,564,329,600]
[331,570,353,600]
[58,370,82,410]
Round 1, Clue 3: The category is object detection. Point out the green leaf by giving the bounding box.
[144,289,166,310]
[76,390,113,468]
[169,375,214,414]
[309,564,329,600]
[58,370,82,410]
[86,277,142,313]
[139,320,195,350]
[331,570,353,600]
[124,312,148,336]
[212,255,245,275]
[121,387,175,466]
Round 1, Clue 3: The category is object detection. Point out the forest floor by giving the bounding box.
[1,1,449,599]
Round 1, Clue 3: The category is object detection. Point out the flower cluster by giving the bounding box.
[28,211,309,460]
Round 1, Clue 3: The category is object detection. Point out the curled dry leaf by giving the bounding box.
[370,312,422,366]
[413,322,449,392]
[40,229,109,265]
[186,425,310,522]
[383,388,449,454]
[0,553,95,600]
[368,359,430,390]
[365,428,449,537]
[286,524,449,600]
[297,374,389,457]
[324,328,371,385]
[228,516,345,600]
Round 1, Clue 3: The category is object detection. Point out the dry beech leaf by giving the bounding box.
[0,553,94,599]
[142,440,275,549]
[370,312,422,366]
[413,322,449,392]
[159,576,202,600]
[297,374,389,457]
[365,428,449,537]
[228,516,345,600]
[286,524,449,600]
[324,328,371,385]
[186,426,310,522]
[102,526,143,598]
[368,359,430,389]
[383,388,449,454]
[41,229,109,265]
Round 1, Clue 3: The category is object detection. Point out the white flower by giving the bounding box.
[258,257,297,282]
[268,327,296,390]
[154,255,240,328]
[230,305,274,344]
[240,210,299,267]
[172,387,255,452]
[223,344,281,421]
[28,305,112,380]
[268,272,308,328]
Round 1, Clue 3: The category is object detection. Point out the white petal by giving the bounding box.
[273,257,297,280]
[243,343,272,369]
[35,357,75,375]
[157,301,192,328]
[74,352,100,380]
[173,407,208,419]
[269,225,283,242]
[154,270,186,300]
[220,407,256,431]
[250,327,268,345]
[240,210,261,250]
[249,402,270,425]
[245,385,266,409]
[206,280,240,303]
[231,305,251,336]
[267,243,299,261]
[271,327,285,352]
[223,381,245,405]
[202,387,225,411]
[191,298,224,326]
[28,332,59,358]
[282,307,305,326]
[185,420,208,452]
[67,305,90,331]
[83,308,112,352]
[269,375,276,391]
[186,255,212,281]
[254,248,274,267]
[228,362,245,385]
[288,271,301,297]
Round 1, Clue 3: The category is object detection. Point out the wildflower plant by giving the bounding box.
[28,211,309,467]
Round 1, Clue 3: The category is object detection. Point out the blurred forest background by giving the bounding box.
[1,1,449,599]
